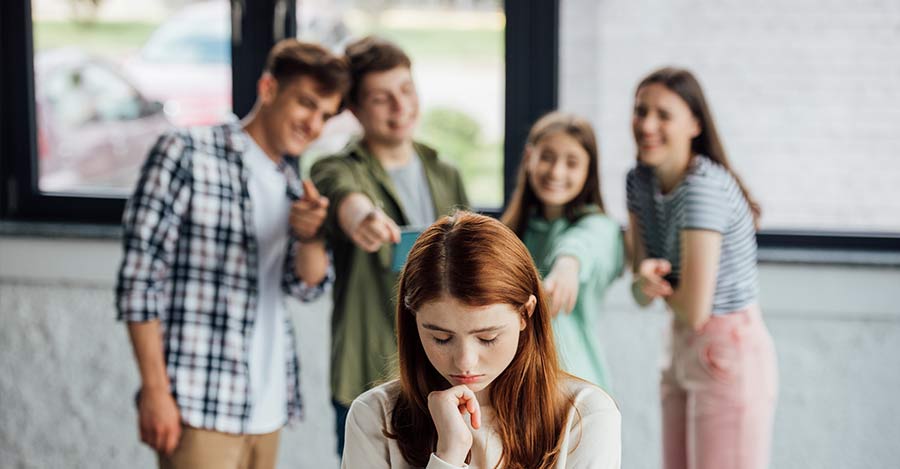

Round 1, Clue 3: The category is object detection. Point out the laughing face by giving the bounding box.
[525,132,591,216]
[351,66,420,146]
[259,74,342,157]
[632,82,700,169]
[415,296,531,403]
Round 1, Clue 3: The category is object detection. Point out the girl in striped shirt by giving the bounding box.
[626,67,778,469]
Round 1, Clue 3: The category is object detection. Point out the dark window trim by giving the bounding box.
[232,0,296,119]
[0,0,289,224]
[757,231,900,251]
[503,0,559,207]
[3,0,899,258]
[2,0,137,223]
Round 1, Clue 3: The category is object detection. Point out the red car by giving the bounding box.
[121,1,233,127]
[34,48,172,194]
[120,0,351,127]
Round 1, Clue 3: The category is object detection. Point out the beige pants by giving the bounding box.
[158,427,281,469]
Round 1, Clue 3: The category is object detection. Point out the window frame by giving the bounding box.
[2,0,898,255]
[495,0,559,217]
[0,0,293,223]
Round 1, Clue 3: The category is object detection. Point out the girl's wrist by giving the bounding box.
[554,255,579,270]
[435,445,468,467]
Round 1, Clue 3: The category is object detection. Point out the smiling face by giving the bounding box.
[351,66,419,146]
[632,82,700,169]
[258,74,342,157]
[526,132,591,216]
[415,295,533,401]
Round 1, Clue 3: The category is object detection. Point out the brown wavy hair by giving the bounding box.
[388,211,573,468]
[501,111,606,236]
[636,67,761,226]
[344,35,412,107]
[264,38,350,105]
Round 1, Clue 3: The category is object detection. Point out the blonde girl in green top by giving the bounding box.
[501,111,624,390]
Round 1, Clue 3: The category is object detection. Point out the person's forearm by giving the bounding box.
[126,321,170,392]
[337,192,374,236]
[665,289,711,330]
[551,255,580,277]
[294,240,328,285]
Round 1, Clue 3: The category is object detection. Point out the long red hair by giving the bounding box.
[388,211,572,468]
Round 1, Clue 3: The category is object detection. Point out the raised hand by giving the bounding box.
[289,179,330,241]
[635,258,674,300]
[348,208,401,253]
[428,385,482,466]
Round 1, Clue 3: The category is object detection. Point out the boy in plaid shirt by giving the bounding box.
[116,39,349,469]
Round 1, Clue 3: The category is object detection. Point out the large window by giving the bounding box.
[10,0,895,253]
[4,0,554,222]
[31,0,232,196]
[296,0,506,209]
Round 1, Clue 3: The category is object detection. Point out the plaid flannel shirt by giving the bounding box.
[115,123,331,434]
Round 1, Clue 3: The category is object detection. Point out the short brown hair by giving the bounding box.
[264,39,350,99]
[344,35,412,107]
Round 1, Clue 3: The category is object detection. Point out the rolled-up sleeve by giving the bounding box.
[311,156,364,241]
[115,131,192,322]
[281,239,333,302]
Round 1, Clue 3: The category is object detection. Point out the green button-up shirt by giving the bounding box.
[311,140,469,405]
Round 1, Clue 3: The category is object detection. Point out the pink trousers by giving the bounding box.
[661,304,778,469]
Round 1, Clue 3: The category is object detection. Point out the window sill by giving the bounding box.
[0,220,121,240]
[758,247,900,268]
[2,221,899,268]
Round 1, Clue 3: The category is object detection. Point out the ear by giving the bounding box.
[523,144,536,164]
[689,116,702,139]
[520,294,537,330]
[257,73,278,105]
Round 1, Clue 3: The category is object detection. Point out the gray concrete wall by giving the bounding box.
[0,238,339,469]
[2,237,899,469]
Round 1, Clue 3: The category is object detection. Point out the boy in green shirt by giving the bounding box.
[311,36,469,455]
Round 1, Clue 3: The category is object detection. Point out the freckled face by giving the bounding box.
[415,296,526,396]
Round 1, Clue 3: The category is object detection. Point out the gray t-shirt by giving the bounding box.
[626,156,758,314]
[386,152,435,227]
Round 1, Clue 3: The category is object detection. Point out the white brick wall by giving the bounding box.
[561,0,900,232]
[3,237,900,469]
[560,1,900,467]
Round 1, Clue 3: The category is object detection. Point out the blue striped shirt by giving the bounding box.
[626,156,758,314]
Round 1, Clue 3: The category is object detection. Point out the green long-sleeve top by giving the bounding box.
[311,140,469,406]
[522,207,624,391]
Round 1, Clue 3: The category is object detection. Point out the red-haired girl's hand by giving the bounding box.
[428,385,481,466]
[635,258,674,301]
